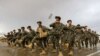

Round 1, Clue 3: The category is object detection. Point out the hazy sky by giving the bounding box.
[0,0,100,34]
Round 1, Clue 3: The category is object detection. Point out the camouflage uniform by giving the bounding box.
[5,33,13,46]
[14,29,22,47]
[20,27,28,47]
[63,24,76,50]
[50,20,65,51]
[12,30,18,46]
[74,24,85,49]
[36,21,50,53]
[62,20,76,55]
[92,31,99,47]
[83,29,91,48]
[27,26,36,48]
[87,29,94,49]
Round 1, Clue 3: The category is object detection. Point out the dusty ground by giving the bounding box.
[0,41,100,56]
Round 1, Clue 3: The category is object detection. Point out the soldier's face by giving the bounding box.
[56,19,60,23]
[22,29,25,31]
[14,31,16,33]
[37,23,42,26]
[18,30,21,32]
[27,28,31,31]
[88,29,91,32]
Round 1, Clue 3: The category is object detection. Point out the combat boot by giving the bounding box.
[40,50,46,55]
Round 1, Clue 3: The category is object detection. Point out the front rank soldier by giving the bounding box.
[50,16,65,52]
[63,20,76,56]
[36,21,49,55]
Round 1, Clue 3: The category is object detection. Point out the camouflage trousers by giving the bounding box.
[75,34,84,49]
[50,34,62,51]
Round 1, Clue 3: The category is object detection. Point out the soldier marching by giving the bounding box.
[4,16,99,56]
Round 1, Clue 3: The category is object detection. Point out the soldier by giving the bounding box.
[63,20,76,56]
[83,26,90,48]
[92,31,99,47]
[13,30,17,37]
[8,31,14,47]
[14,29,22,47]
[87,29,94,49]
[36,21,49,55]
[26,26,36,49]
[12,30,17,46]
[74,24,86,50]
[20,27,28,48]
[50,16,65,52]
[4,32,12,46]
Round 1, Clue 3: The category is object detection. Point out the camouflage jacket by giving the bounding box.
[50,22,65,35]
[28,29,36,37]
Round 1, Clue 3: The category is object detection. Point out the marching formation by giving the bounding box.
[4,16,99,56]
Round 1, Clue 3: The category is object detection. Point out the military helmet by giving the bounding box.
[85,26,87,27]
[37,21,42,24]
[77,24,80,26]
[13,29,16,31]
[8,32,10,35]
[55,16,61,20]
[67,20,72,23]
[88,29,91,31]
[27,26,31,29]
[21,27,25,29]
[18,29,21,31]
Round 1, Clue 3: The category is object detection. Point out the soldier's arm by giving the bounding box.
[50,23,55,27]
[42,26,51,32]
[63,26,68,30]
[63,25,68,30]
[72,25,76,30]
[61,23,66,27]
[36,28,39,34]
[4,34,7,37]
[32,30,36,36]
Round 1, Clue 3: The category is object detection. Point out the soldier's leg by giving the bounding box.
[52,36,57,52]
[21,38,26,48]
[85,38,88,48]
[7,40,11,46]
[31,40,35,49]
[81,37,85,47]
[92,38,95,48]
[9,39,12,46]
[89,39,92,49]
[44,37,47,48]
[95,38,98,47]
[56,36,61,51]
[81,40,84,47]
[68,41,74,56]
[52,37,56,49]
[17,39,21,47]
[40,38,47,55]
[78,40,81,49]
